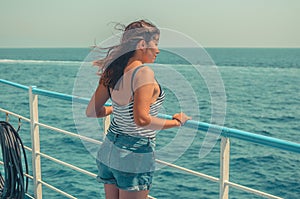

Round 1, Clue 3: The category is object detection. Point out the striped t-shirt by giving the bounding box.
[107,66,165,138]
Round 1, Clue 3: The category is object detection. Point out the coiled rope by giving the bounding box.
[0,121,28,199]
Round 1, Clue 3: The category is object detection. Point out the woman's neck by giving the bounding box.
[125,60,143,72]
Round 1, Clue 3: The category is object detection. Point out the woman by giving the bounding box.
[86,20,190,199]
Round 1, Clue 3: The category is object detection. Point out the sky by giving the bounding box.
[0,0,299,48]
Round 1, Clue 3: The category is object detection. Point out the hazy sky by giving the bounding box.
[0,0,299,48]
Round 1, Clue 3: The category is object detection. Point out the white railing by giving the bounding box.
[1,79,300,199]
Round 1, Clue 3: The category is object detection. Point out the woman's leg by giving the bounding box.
[104,184,119,199]
[119,190,149,199]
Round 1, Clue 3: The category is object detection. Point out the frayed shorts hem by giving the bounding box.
[96,176,152,191]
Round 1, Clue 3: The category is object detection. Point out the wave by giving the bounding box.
[0,59,85,65]
[0,59,299,69]
[0,59,210,68]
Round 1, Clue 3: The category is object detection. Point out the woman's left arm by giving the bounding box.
[86,82,113,118]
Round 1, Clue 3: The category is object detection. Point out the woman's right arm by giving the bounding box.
[132,67,191,130]
[86,82,113,118]
[133,82,190,130]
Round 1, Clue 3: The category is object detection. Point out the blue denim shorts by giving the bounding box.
[96,131,156,191]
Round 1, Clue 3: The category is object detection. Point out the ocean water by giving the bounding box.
[0,48,299,199]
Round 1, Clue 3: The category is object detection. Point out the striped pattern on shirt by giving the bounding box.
[108,89,165,139]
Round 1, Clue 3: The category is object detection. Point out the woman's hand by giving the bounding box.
[172,112,191,126]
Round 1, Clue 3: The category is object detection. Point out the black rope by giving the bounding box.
[0,121,28,199]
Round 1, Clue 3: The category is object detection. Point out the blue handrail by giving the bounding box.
[1,78,300,154]
[32,87,91,105]
[0,79,29,91]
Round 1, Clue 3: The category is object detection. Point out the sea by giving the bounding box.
[0,48,299,199]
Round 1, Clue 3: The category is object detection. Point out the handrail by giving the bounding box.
[0,108,156,198]
[1,78,299,154]
[1,107,282,199]
[1,78,298,199]
[0,79,29,91]
[183,119,300,153]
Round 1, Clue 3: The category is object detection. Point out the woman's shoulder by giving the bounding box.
[132,65,156,90]
[133,65,154,80]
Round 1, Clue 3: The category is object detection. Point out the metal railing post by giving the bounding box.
[29,86,43,199]
[220,137,230,199]
[5,113,9,122]
[103,115,110,135]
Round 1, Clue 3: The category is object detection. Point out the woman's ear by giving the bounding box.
[137,40,146,52]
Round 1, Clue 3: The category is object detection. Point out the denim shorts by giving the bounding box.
[96,131,156,191]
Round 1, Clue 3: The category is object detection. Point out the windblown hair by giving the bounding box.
[93,20,160,89]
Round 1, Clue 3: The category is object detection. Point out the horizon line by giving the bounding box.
[0,46,300,49]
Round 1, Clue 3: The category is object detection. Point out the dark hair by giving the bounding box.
[94,20,160,88]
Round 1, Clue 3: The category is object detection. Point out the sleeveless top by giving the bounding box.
[107,66,165,138]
